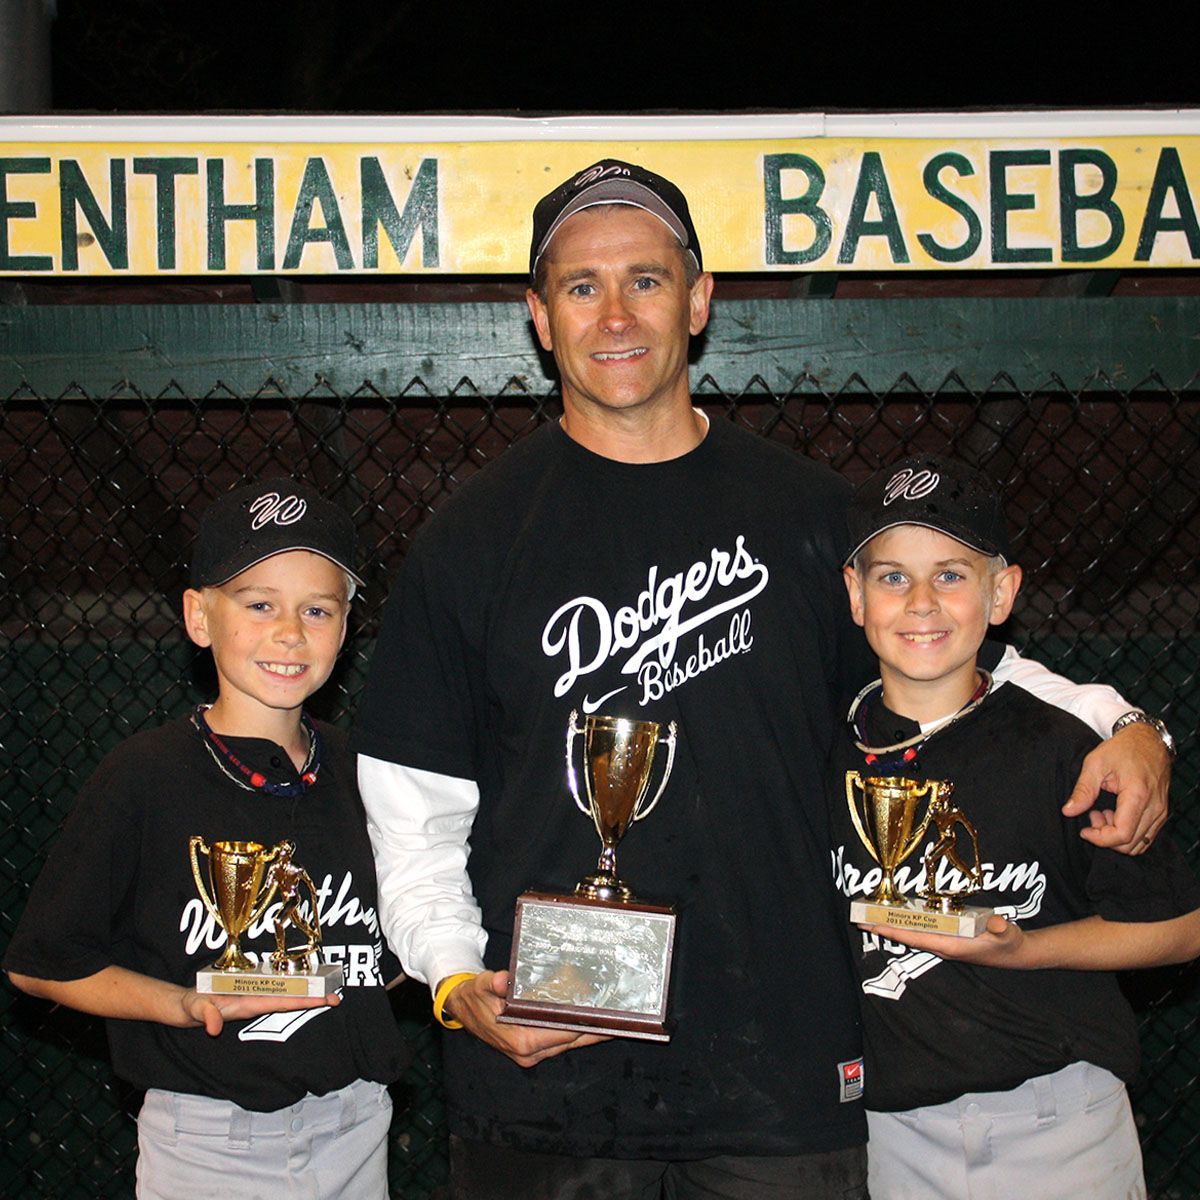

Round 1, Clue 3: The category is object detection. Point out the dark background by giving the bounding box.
[50,0,1197,114]
[5,8,1198,1200]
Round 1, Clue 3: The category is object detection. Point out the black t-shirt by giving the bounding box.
[829,682,1200,1112]
[355,417,874,1158]
[5,716,408,1112]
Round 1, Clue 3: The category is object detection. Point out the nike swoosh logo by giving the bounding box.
[582,686,628,714]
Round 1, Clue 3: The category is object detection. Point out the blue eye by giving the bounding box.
[881,571,906,585]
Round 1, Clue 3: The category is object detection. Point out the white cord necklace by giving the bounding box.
[847,670,993,768]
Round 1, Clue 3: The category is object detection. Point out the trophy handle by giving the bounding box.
[247,839,291,926]
[188,836,224,926]
[902,779,949,861]
[565,709,591,817]
[633,720,677,823]
[844,771,881,865]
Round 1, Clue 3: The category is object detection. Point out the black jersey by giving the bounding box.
[829,682,1200,1112]
[355,417,873,1158]
[5,716,408,1112]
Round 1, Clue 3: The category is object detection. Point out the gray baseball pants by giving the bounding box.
[136,1077,392,1199]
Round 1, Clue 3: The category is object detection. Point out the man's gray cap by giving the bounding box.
[529,159,703,280]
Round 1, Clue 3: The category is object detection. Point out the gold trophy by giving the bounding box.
[499,712,679,1041]
[845,773,993,937]
[189,837,344,996]
[568,713,677,901]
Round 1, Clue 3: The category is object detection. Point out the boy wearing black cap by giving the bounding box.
[6,480,406,1200]
[830,456,1200,1199]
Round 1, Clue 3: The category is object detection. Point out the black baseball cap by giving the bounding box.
[191,479,364,590]
[529,159,703,280]
[844,455,1010,567]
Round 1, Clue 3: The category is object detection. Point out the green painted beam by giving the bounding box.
[0,297,1196,398]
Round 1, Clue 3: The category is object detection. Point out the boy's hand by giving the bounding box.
[1062,722,1171,854]
[180,987,340,1037]
[442,970,610,1068]
[862,915,1030,967]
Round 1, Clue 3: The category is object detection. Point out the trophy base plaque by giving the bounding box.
[498,892,676,1042]
[196,961,344,998]
[851,899,995,938]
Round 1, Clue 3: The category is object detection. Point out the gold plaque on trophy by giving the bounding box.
[846,772,993,938]
[189,837,344,996]
[499,711,679,1041]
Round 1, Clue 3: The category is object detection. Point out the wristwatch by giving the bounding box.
[1111,710,1177,760]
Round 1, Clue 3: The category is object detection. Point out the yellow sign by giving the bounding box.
[1,136,1197,274]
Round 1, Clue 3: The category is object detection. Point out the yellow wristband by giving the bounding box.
[432,972,478,1030]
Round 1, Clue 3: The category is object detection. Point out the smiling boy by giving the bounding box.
[830,455,1200,1200]
[6,480,406,1199]
[182,535,352,773]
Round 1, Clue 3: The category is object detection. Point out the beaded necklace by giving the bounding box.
[191,704,321,797]
[848,670,992,774]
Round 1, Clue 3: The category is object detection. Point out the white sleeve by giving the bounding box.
[357,754,487,993]
[993,643,1135,737]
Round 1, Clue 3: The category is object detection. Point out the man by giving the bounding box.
[353,161,1173,1199]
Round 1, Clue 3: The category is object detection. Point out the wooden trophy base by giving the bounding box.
[851,898,995,937]
[498,891,676,1041]
[196,960,344,997]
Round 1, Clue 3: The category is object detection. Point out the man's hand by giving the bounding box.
[180,987,340,1037]
[1062,722,1171,854]
[443,971,609,1068]
[863,915,1029,967]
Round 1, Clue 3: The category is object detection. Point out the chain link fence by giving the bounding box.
[2,379,1198,1197]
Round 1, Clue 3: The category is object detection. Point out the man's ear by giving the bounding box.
[526,288,553,352]
[988,564,1023,626]
[842,566,866,628]
[688,271,715,336]
[182,588,212,648]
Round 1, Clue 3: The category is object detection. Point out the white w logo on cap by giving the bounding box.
[248,492,307,529]
[573,164,630,188]
[882,468,940,506]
